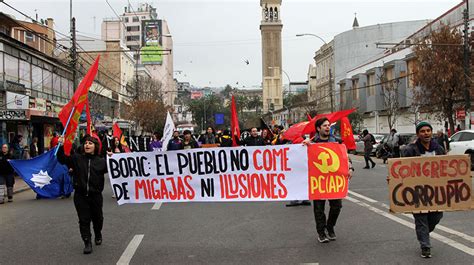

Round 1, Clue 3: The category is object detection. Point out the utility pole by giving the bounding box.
[329,68,334,112]
[135,50,140,100]
[463,1,471,129]
[70,17,77,90]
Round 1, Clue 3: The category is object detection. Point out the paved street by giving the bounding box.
[1,154,473,265]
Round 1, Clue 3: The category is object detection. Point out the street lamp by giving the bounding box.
[296,33,334,112]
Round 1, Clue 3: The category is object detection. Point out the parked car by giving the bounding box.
[355,134,386,156]
[447,130,474,170]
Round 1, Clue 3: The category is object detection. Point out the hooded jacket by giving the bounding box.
[57,146,107,195]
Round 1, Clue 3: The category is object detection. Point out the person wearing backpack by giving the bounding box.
[389,129,401,158]
[362,129,376,169]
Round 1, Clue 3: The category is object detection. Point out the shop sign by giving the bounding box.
[0,109,28,120]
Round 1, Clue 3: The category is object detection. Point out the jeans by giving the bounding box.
[313,199,342,234]
[74,192,104,241]
[413,212,443,248]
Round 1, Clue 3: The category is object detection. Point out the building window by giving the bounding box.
[4,54,19,82]
[31,65,42,92]
[141,16,146,19]
[132,16,139,22]
[123,17,129,23]
[367,73,375,96]
[19,60,31,88]
[25,31,34,42]
[126,26,140,32]
[407,59,416,88]
[126,35,140,41]
[42,69,53,95]
[352,79,359,100]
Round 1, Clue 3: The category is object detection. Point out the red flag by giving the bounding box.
[306,113,312,121]
[230,95,240,146]
[282,121,310,142]
[113,122,122,139]
[58,55,100,155]
[302,108,356,135]
[340,116,356,150]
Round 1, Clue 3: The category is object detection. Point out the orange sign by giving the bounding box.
[307,143,349,200]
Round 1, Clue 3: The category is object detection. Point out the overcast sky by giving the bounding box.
[1,0,457,88]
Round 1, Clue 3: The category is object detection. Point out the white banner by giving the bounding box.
[7,91,29,110]
[108,144,309,205]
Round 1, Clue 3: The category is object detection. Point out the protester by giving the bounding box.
[271,125,286,145]
[455,124,461,133]
[148,132,162,151]
[110,136,124,154]
[50,132,59,149]
[303,117,354,243]
[242,127,265,146]
[261,128,272,145]
[0,144,15,203]
[10,134,23,159]
[361,129,376,169]
[387,128,400,158]
[401,121,445,258]
[29,137,39,158]
[219,129,233,147]
[182,130,200,149]
[57,135,110,254]
[167,131,183,151]
[380,143,392,164]
[436,130,449,153]
[200,126,216,144]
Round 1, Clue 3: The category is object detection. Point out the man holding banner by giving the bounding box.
[304,117,354,243]
[400,121,446,258]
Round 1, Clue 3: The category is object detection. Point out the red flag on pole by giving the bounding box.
[306,113,312,121]
[58,55,100,155]
[112,122,122,139]
[340,116,356,150]
[302,108,356,135]
[230,95,241,146]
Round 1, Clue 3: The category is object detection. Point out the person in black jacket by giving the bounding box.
[401,121,445,259]
[242,127,265,146]
[219,129,233,147]
[0,144,15,203]
[57,135,109,255]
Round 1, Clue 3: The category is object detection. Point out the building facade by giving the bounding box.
[260,0,283,113]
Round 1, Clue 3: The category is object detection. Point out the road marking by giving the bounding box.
[349,190,474,244]
[348,190,378,203]
[347,196,474,256]
[117,234,144,265]
[152,202,162,210]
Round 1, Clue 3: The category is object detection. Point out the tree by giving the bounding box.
[186,94,226,132]
[413,24,465,134]
[125,76,169,133]
[379,70,401,130]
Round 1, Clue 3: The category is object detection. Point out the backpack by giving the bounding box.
[370,134,376,145]
[397,134,404,146]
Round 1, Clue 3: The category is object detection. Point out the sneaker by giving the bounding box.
[421,247,431,258]
[326,229,336,241]
[363,166,370,169]
[317,233,330,243]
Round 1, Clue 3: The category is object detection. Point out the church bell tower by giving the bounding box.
[260,0,283,113]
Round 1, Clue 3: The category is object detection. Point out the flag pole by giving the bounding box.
[54,106,76,156]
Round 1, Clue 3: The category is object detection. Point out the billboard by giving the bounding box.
[6,91,29,110]
[141,20,163,65]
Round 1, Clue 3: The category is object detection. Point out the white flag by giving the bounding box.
[161,112,176,151]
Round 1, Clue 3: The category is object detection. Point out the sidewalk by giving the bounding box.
[13,176,30,194]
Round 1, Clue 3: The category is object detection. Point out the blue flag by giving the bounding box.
[9,150,73,198]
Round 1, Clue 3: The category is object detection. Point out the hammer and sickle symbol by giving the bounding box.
[313,146,340,173]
